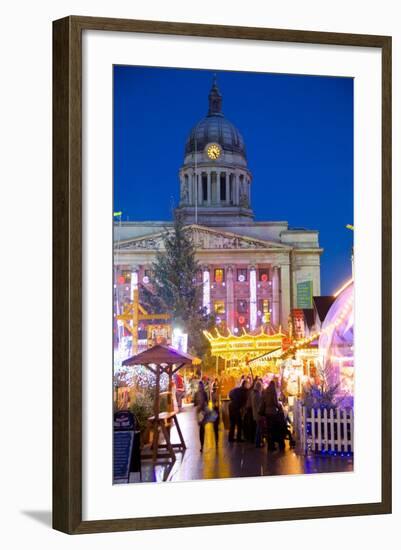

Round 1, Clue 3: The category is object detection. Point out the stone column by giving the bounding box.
[226,265,235,331]
[207,171,211,206]
[280,263,291,330]
[272,266,280,327]
[217,171,221,205]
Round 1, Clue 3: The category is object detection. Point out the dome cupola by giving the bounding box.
[184,76,247,159]
[178,76,253,226]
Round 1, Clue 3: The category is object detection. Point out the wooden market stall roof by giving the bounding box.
[122,344,197,368]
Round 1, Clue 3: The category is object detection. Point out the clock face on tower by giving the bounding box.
[206,143,222,160]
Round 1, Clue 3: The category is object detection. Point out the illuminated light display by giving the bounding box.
[115,364,170,391]
[172,327,188,353]
[118,275,125,284]
[319,280,354,396]
[202,269,210,314]
[249,267,257,330]
[238,315,245,325]
[204,326,286,362]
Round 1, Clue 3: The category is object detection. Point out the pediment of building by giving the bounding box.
[117,224,291,252]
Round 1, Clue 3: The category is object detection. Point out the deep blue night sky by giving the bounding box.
[114,66,354,296]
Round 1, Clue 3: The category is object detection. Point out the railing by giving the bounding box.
[293,400,354,455]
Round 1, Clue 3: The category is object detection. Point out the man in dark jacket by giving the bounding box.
[228,380,248,442]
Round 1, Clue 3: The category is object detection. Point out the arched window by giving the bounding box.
[183,174,189,203]
[202,174,208,202]
[220,173,226,201]
[229,174,234,204]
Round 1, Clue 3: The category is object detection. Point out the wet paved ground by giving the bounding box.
[131,404,353,483]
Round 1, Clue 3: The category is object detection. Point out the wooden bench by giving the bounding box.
[142,411,186,463]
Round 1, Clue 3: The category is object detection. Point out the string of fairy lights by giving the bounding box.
[114,365,169,391]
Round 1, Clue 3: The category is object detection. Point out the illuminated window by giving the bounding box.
[259,299,270,322]
[214,268,225,283]
[259,268,269,282]
[237,268,247,282]
[118,270,132,284]
[237,300,248,313]
[214,301,226,315]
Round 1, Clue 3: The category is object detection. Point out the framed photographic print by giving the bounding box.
[53,16,392,534]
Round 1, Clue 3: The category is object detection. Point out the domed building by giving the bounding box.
[114,77,323,335]
[178,77,253,225]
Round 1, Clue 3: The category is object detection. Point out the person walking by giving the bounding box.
[211,378,220,448]
[174,372,185,411]
[228,379,248,442]
[251,380,264,447]
[194,381,209,452]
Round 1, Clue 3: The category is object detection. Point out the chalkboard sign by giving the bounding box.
[113,410,136,483]
[113,430,134,483]
[114,410,135,430]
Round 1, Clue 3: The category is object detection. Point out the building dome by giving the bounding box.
[184,76,246,158]
[185,115,246,157]
[178,76,253,225]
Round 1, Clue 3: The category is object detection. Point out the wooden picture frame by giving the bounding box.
[53,15,392,534]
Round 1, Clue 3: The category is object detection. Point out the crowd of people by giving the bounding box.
[226,376,295,451]
[188,372,296,453]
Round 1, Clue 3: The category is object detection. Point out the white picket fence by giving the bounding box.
[293,400,354,455]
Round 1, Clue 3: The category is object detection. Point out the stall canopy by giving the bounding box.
[122,344,196,371]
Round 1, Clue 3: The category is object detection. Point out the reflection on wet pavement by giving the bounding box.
[131,404,353,483]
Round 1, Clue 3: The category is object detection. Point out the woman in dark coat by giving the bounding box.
[194,381,208,452]
[259,380,284,451]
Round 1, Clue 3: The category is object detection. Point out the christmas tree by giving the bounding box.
[145,211,214,357]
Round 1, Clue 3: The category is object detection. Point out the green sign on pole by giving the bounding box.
[297,280,313,308]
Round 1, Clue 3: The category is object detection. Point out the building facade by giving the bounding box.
[114,78,323,335]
